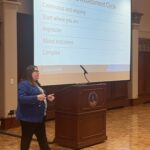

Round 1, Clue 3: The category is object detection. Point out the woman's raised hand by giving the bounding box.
[37,94,46,101]
[47,94,55,102]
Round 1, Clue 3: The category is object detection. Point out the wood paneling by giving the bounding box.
[106,81,129,109]
[138,38,150,103]
[0,118,20,130]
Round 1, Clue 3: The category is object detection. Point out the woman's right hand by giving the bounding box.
[37,94,46,101]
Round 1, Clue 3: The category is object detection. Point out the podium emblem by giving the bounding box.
[88,91,98,107]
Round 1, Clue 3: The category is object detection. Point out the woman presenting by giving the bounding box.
[16,65,55,150]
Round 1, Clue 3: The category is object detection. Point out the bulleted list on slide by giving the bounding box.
[34,0,131,65]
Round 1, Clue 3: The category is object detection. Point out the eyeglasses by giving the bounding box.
[33,70,39,73]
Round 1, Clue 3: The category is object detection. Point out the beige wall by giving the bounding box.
[0,16,5,117]
[4,3,18,117]
[0,1,20,118]
[140,1,150,32]
[0,0,31,118]
[132,0,150,38]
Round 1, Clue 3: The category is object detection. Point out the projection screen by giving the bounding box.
[34,0,131,85]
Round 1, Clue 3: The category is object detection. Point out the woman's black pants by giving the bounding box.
[20,119,50,150]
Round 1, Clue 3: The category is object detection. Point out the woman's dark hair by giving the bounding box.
[25,65,40,86]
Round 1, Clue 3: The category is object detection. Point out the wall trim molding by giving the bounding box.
[0,115,54,130]
[131,96,150,106]
[139,31,150,39]
[130,98,143,106]
[0,117,20,130]
[107,99,130,109]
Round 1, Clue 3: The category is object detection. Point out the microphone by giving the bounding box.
[80,65,90,83]
[80,65,88,74]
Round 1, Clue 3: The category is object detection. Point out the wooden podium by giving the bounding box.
[55,83,107,149]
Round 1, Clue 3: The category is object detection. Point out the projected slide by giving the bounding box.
[34,0,131,85]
